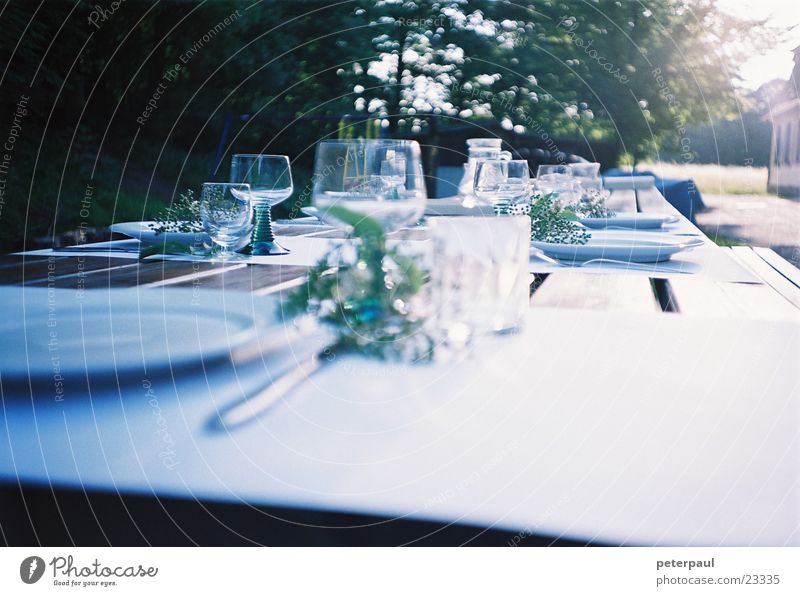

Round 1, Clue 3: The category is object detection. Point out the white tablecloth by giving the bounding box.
[1,286,797,545]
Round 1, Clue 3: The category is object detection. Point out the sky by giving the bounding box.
[716,0,799,88]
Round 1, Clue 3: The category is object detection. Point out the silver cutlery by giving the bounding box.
[210,347,333,431]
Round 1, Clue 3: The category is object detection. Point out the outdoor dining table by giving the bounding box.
[1,186,798,546]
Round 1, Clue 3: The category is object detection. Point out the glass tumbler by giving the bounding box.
[428,216,531,348]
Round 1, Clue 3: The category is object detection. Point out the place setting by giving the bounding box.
[98,146,428,268]
[453,152,705,276]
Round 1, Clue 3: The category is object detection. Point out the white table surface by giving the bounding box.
[1,286,798,545]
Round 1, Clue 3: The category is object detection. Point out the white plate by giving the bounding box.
[110,221,209,246]
[531,234,702,263]
[0,287,269,384]
[579,212,678,229]
[111,221,253,250]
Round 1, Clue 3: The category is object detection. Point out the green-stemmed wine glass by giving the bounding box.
[230,154,293,255]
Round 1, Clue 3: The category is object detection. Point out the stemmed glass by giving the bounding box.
[473,159,531,212]
[311,139,426,233]
[199,183,253,261]
[230,154,293,255]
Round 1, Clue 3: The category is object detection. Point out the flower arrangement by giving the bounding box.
[571,190,615,219]
[501,194,591,245]
[281,206,434,361]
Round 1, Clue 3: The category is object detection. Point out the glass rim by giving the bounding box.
[201,182,251,188]
[315,139,420,146]
[231,153,290,160]
[428,215,530,223]
[466,137,503,144]
[477,158,529,164]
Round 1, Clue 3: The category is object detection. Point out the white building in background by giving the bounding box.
[767,45,800,197]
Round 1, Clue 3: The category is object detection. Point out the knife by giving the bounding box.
[210,347,334,431]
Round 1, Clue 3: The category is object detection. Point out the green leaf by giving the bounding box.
[561,208,579,221]
[325,205,385,243]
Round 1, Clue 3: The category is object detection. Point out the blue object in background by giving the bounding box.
[604,169,705,222]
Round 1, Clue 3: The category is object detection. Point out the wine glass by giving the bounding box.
[230,154,293,255]
[473,159,530,213]
[200,183,253,261]
[311,140,426,232]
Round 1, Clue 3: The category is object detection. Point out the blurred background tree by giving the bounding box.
[0,0,778,250]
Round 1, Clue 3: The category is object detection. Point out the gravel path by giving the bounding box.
[695,193,800,268]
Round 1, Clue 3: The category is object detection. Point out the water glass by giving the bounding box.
[428,216,531,348]
[535,174,580,207]
[311,139,426,232]
[536,164,572,178]
[569,162,603,198]
[230,154,293,255]
[200,183,253,261]
[473,159,531,211]
[568,162,600,180]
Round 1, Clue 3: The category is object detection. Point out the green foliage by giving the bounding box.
[282,209,433,361]
[0,0,775,251]
[529,194,590,245]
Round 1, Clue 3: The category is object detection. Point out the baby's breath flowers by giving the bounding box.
[528,193,590,245]
[570,189,615,219]
[148,189,203,234]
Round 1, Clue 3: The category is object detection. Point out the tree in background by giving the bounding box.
[0,0,778,249]
[341,0,774,164]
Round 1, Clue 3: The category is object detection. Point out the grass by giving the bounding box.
[634,161,769,196]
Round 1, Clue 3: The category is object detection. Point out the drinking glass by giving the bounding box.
[569,162,603,199]
[568,162,600,180]
[536,164,572,177]
[200,183,253,261]
[534,172,579,207]
[473,159,531,212]
[230,154,293,255]
[458,138,512,202]
[311,139,426,232]
[428,216,531,348]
